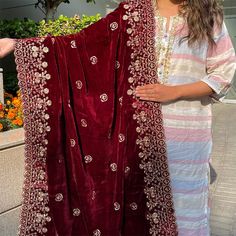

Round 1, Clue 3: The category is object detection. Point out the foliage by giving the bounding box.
[3,72,19,96]
[38,14,101,36]
[35,0,96,20]
[0,18,38,39]
[0,90,23,132]
[0,14,100,38]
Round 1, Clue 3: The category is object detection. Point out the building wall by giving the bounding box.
[0,0,121,21]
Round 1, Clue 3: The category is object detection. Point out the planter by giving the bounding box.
[0,128,25,236]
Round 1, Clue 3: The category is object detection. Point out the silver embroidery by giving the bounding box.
[93,229,101,236]
[14,38,52,235]
[125,166,130,174]
[76,80,83,90]
[43,47,49,53]
[90,56,98,65]
[123,15,129,20]
[123,4,129,9]
[119,97,123,106]
[114,202,120,211]
[73,208,81,216]
[126,28,132,34]
[84,155,93,164]
[123,0,177,234]
[127,89,133,96]
[92,190,96,200]
[42,61,48,68]
[81,119,88,127]
[70,139,76,147]
[110,22,118,31]
[68,100,71,108]
[118,133,125,143]
[70,40,77,48]
[100,93,108,102]
[115,61,120,69]
[55,193,63,202]
[43,88,49,94]
[130,202,138,210]
[110,163,117,172]
[128,77,134,83]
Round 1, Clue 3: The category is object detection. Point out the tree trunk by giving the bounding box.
[46,7,57,21]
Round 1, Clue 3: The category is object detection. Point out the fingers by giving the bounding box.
[139,97,157,101]
[0,38,16,58]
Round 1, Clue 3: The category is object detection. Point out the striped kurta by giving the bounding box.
[154,14,236,235]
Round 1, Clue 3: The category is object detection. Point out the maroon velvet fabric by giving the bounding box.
[14,1,178,235]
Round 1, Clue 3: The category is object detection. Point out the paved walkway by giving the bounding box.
[210,103,236,236]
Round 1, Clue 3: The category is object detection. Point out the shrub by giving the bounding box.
[3,72,19,96]
[0,14,101,38]
[37,14,101,36]
[0,18,38,38]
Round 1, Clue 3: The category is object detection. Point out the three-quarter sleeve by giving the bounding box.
[201,22,236,101]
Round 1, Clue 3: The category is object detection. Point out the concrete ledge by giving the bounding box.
[0,128,24,150]
[0,206,21,236]
[0,144,25,213]
[0,128,25,235]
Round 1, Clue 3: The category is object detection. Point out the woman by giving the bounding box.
[0,0,235,235]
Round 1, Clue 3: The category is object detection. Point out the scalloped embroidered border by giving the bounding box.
[15,38,52,235]
[124,0,178,235]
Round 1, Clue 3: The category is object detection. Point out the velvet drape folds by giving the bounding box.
[14,0,178,235]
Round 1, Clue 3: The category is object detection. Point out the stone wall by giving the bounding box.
[0,128,25,236]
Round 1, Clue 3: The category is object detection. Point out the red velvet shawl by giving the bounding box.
[14,0,178,235]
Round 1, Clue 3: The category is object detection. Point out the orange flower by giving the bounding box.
[16,118,23,126]
[12,98,21,108]
[12,117,23,126]
[0,123,3,131]
[0,103,3,110]
[7,109,16,120]
[0,111,4,118]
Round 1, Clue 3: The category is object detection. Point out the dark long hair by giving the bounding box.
[179,0,224,46]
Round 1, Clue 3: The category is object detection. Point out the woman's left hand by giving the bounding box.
[135,83,181,103]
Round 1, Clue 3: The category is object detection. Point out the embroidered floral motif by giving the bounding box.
[73,208,81,216]
[90,56,98,65]
[100,93,108,102]
[81,119,88,127]
[130,202,138,210]
[76,80,83,90]
[119,96,123,106]
[118,133,125,143]
[70,139,76,147]
[55,193,63,202]
[14,38,52,235]
[110,22,118,31]
[124,166,130,174]
[110,163,117,172]
[123,0,177,235]
[93,229,101,236]
[114,202,121,211]
[92,190,96,200]
[70,40,77,48]
[68,99,71,108]
[115,60,120,69]
[154,3,181,84]
[84,155,93,164]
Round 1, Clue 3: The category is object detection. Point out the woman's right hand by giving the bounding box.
[0,38,16,58]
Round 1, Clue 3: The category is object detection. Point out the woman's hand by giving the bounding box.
[0,38,16,58]
[135,83,181,103]
[135,81,215,103]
